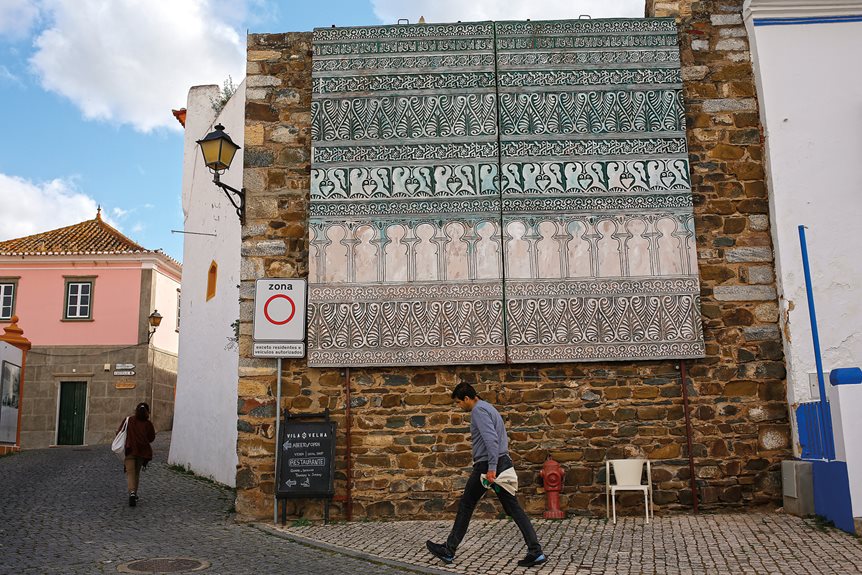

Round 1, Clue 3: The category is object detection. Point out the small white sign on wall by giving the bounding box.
[253,279,307,343]
[253,342,305,358]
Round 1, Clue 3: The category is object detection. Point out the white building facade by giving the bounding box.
[168,82,245,486]
[745,0,862,519]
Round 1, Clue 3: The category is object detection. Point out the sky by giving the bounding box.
[0,0,643,262]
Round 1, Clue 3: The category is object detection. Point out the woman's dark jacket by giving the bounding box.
[118,416,156,461]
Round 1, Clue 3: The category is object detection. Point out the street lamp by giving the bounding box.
[196,124,245,224]
[147,310,163,343]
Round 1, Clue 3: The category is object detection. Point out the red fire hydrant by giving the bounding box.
[540,456,565,519]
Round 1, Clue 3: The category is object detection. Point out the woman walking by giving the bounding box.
[118,402,156,507]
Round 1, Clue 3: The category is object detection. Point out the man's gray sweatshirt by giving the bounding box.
[470,399,509,471]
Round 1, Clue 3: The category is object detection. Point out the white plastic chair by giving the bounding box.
[606,459,653,524]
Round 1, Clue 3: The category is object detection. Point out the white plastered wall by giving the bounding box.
[828,383,862,516]
[745,2,862,464]
[150,261,181,354]
[168,82,245,486]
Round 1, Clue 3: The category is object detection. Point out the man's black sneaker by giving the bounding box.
[129,492,137,507]
[425,540,454,564]
[517,552,547,567]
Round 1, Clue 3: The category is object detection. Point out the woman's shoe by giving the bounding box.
[129,492,137,507]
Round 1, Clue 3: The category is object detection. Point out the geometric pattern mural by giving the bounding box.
[495,19,703,363]
[308,18,704,367]
[309,22,505,367]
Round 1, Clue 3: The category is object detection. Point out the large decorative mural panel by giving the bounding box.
[496,19,703,362]
[309,23,506,366]
[308,18,704,367]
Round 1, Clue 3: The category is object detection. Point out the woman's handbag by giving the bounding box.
[111,417,129,462]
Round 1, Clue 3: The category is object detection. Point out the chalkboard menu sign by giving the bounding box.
[276,418,336,499]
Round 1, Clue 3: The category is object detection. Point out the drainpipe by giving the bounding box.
[344,367,353,520]
[679,359,699,514]
[798,225,834,459]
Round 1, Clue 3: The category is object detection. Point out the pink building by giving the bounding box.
[0,211,181,449]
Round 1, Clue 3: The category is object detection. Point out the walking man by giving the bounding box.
[425,382,547,567]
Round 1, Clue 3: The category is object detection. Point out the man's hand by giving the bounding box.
[486,470,496,483]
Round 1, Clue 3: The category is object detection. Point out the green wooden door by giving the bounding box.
[57,382,87,445]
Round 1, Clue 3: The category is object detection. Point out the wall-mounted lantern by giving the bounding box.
[147,310,163,343]
[196,124,245,223]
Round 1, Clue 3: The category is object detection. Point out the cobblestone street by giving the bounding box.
[272,512,862,575]
[0,434,408,575]
[3,433,862,574]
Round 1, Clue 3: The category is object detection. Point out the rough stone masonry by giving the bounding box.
[237,0,790,521]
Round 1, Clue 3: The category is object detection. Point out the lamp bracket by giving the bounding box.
[213,172,246,224]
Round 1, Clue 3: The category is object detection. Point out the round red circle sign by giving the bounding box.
[263,294,296,325]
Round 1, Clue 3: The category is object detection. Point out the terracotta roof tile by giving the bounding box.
[172,108,187,128]
[0,212,150,256]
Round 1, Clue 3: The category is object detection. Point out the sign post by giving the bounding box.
[274,357,282,526]
[252,278,308,524]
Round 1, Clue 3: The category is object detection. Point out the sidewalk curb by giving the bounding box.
[252,523,456,575]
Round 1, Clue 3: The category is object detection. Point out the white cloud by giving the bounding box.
[0,0,40,42]
[0,65,23,86]
[30,0,246,133]
[0,172,122,241]
[112,207,129,218]
[372,0,643,23]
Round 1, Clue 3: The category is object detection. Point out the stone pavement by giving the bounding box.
[0,433,409,575]
[267,512,862,575]
[3,433,862,575]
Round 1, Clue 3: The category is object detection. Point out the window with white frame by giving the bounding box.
[0,282,15,320]
[176,289,181,331]
[65,281,93,319]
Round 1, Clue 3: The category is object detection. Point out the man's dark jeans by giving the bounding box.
[445,455,542,555]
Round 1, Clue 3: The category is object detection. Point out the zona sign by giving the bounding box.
[253,279,307,342]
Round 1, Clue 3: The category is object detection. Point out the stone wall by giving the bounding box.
[20,344,174,448]
[152,349,178,432]
[238,6,790,521]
